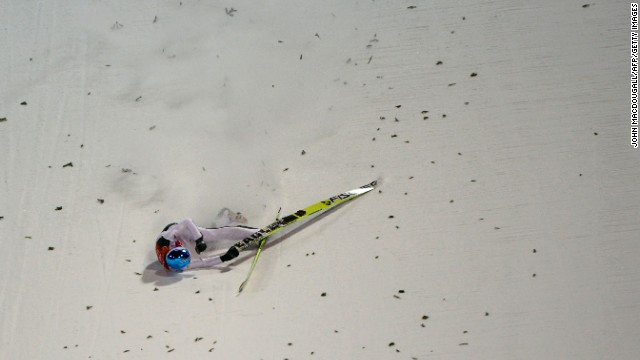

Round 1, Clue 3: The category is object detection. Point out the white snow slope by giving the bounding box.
[1,1,638,359]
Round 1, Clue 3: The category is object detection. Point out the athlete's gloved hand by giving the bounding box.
[195,237,207,254]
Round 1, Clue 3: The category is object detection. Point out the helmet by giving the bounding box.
[156,237,191,271]
[165,247,191,270]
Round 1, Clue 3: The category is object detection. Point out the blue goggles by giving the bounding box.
[166,247,191,270]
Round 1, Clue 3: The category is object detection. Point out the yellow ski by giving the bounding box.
[232,180,377,294]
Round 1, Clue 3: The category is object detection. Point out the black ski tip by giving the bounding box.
[364,179,379,188]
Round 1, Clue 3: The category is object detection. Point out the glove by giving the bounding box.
[195,237,207,254]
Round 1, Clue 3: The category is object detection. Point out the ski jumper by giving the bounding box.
[156,219,259,271]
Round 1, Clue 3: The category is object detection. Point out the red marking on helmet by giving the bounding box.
[156,244,170,270]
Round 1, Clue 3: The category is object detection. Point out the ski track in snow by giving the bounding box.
[1,1,639,359]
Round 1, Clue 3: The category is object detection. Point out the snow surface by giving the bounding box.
[1,1,638,359]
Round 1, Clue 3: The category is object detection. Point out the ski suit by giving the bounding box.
[156,219,259,270]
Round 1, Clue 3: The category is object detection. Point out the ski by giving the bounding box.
[232,180,378,293]
[237,208,281,294]
[237,237,267,294]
